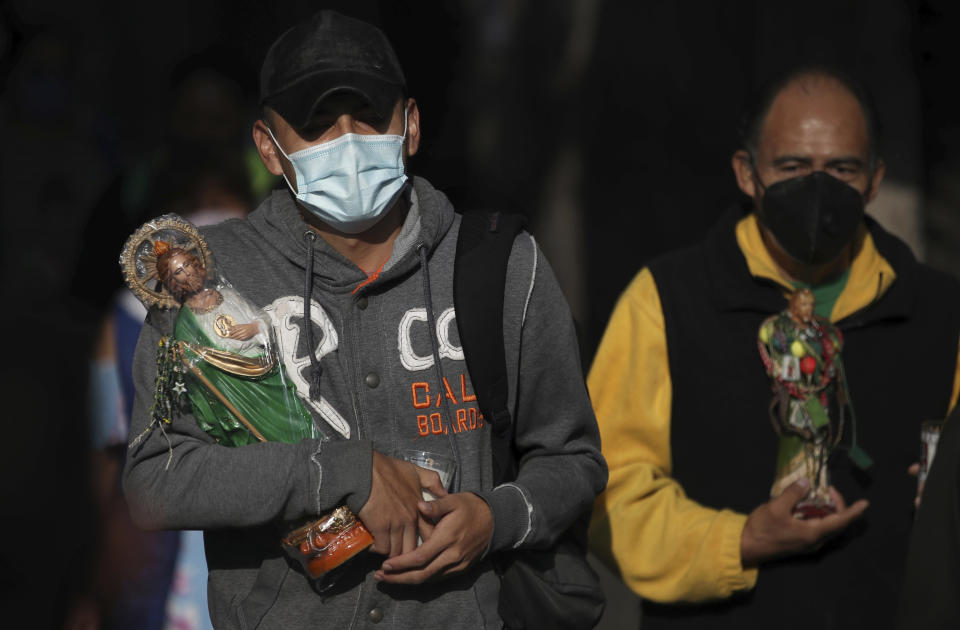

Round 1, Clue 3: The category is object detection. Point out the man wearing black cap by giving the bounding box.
[123,10,606,629]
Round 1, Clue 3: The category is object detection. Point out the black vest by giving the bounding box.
[643,207,960,629]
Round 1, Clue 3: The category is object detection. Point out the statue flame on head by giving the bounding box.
[758,288,847,518]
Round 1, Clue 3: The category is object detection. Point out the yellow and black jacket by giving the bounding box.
[588,207,960,628]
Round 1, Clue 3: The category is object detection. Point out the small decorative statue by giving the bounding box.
[758,288,848,518]
[120,214,315,446]
[120,214,372,582]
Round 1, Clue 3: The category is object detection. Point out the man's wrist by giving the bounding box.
[312,439,374,514]
[738,511,761,569]
[465,492,495,559]
[474,483,532,554]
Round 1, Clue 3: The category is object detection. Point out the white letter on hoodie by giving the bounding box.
[398,307,463,371]
[263,296,350,439]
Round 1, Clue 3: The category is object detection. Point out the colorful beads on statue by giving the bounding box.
[759,322,772,344]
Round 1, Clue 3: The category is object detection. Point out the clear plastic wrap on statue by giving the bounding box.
[119,214,372,585]
[757,288,872,518]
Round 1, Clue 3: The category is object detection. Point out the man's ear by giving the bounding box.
[865,158,886,204]
[405,98,421,158]
[732,149,757,198]
[252,118,285,177]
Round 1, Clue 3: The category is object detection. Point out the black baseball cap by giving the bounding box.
[260,10,406,130]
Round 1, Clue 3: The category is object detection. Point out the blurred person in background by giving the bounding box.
[896,404,960,629]
[82,50,264,628]
[88,152,253,630]
[73,44,274,315]
[588,66,960,628]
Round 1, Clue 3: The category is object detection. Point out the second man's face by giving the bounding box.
[750,76,877,198]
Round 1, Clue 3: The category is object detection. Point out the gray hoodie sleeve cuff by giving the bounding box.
[475,483,534,554]
[313,439,374,515]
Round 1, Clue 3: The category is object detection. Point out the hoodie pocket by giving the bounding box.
[472,560,503,630]
[237,556,292,629]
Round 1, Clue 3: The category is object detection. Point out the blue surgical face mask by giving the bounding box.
[268,109,408,234]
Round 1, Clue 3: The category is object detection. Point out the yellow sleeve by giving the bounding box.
[950,339,960,415]
[587,268,758,603]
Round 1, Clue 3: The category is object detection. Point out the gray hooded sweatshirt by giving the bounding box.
[123,176,607,630]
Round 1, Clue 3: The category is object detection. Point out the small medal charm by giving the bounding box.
[214,314,237,338]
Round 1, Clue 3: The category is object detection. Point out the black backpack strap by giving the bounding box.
[454,210,526,486]
[456,211,606,630]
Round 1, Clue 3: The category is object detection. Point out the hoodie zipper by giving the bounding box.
[417,241,463,493]
[303,228,370,441]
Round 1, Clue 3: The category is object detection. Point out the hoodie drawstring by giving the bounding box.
[418,243,463,493]
[303,230,323,402]
[300,232,461,489]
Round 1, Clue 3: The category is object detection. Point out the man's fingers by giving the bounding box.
[772,479,811,515]
[416,468,448,499]
[366,523,389,555]
[422,479,448,500]
[381,532,446,573]
[817,498,869,535]
[907,462,920,477]
[402,521,418,556]
[370,535,390,556]
[388,523,404,558]
[782,499,865,554]
[828,486,847,511]
[419,497,455,521]
[376,548,459,584]
[847,498,869,519]
[418,514,436,541]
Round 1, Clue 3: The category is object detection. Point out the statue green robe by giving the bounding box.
[175,297,315,447]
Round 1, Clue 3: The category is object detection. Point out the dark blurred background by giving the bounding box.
[3,0,960,627]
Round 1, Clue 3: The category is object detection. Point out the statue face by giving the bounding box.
[166,251,206,297]
[791,293,815,324]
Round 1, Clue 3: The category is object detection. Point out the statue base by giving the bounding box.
[792,498,837,520]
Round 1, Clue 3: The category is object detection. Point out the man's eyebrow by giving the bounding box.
[824,156,866,168]
[771,155,813,166]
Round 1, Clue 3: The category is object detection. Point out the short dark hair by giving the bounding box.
[737,65,882,166]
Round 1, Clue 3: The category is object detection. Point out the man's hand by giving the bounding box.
[416,467,449,503]
[359,452,444,558]
[373,492,493,584]
[740,479,868,568]
[412,466,449,542]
